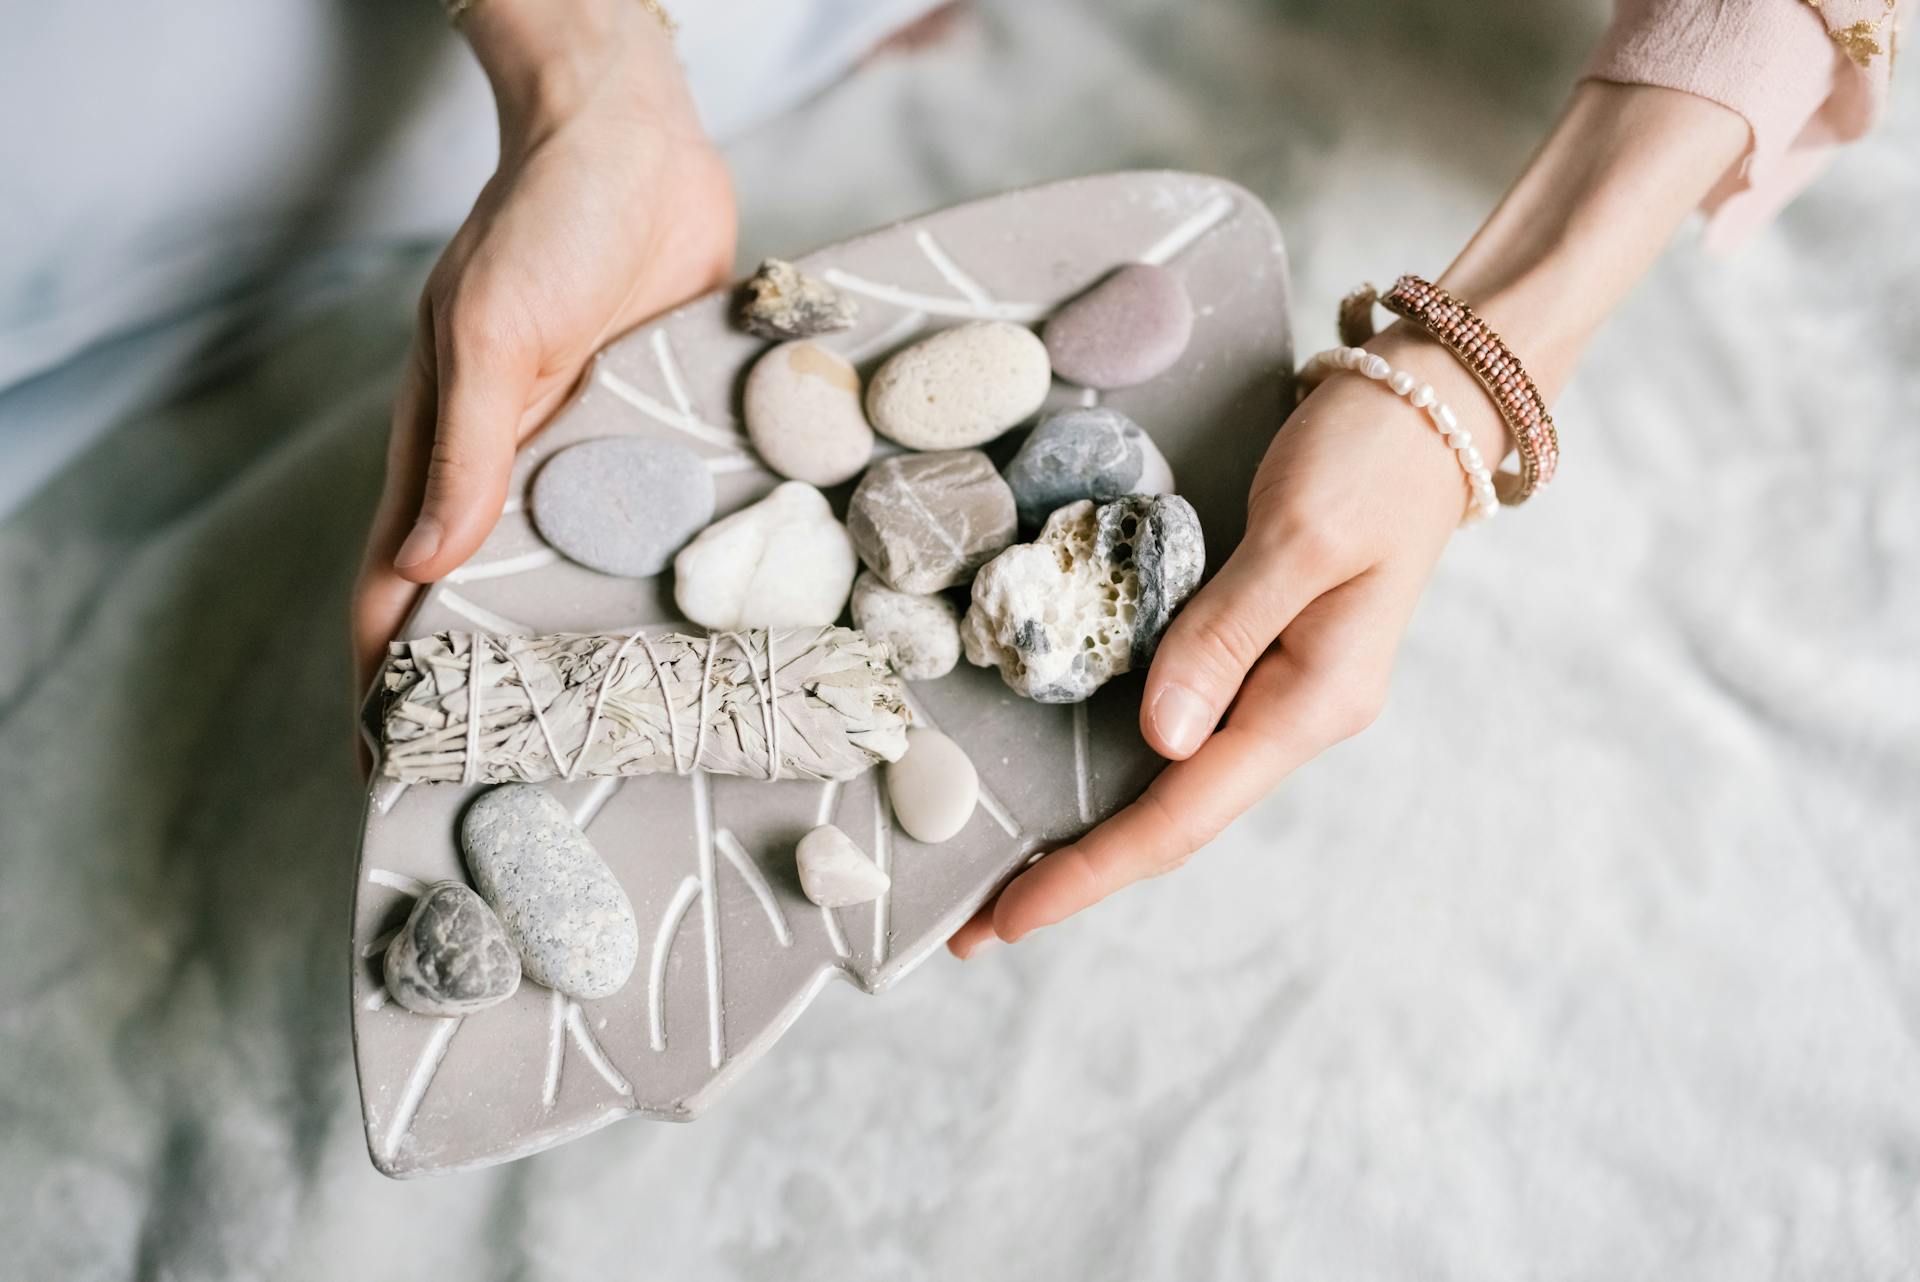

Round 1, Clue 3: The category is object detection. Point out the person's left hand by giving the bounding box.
[948,334,1504,957]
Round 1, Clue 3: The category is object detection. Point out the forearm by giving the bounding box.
[459,0,691,149]
[1435,80,1749,397]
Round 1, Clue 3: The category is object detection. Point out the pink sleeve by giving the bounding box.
[1585,0,1899,249]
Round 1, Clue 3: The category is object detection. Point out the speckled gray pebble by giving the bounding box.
[383,881,522,1017]
[1003,406,1176,528]
[1043,262,1194,389]
[461,784,640,1000]
[847,450,1017,595]
[962,494,1205,703]
[850,570,961,681]
[738,258,859,340]
[531,436,715,578]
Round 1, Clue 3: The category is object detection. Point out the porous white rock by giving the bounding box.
[673,481,857,630]
[850,570,961,681]
[743,340,874,486]
[461,784,639,1000]
[865,321,1052,449]
[795,824,890,908]
[885,728,979,844]
[962,494,1204,703]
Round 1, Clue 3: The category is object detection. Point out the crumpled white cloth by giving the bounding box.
[3,1,1918,1278]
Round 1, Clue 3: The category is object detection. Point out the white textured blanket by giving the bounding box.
[3,0,1917,1277]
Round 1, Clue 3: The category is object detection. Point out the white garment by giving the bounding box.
[0,0,939,509]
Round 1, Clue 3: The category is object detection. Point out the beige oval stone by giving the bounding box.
[743,340,875,486]
[865,321,1052,449]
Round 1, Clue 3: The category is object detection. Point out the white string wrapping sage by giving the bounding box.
[378,627,910,785]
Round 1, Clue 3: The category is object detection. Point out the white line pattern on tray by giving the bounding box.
[821,905,850,959]
[840,309,927,364]
[383,1015,462,1161]
[872,786,894,966]
[368,869,427,897]
[815,779,842,827]
[716,828,792,947]
[566,1000,633,1097]
[1139,191,1235,266]
[914,230,995,309]
[541,988,567,1109]
[692,771,725,1068]
[362,928,399,960]
[1073,702,1093,825]
[820,269,1048,323]
[649,876,701,1052]
[363,988,389,1012]
[651,330,700,420]
[571,777,621,829]
[597,366,751,454]
[372,778,408,816]
[1079,386,1099,408]
[437,589,535,637]
[443,548,561,583]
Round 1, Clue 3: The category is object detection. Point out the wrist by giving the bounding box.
[1437,80,1748,396]
[461,0,691,149]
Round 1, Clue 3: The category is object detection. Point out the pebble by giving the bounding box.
[795,825,890,908]
[743,340,875,486]
[738,258,859,340]
[673,481,857,630]
[847,450,1017,595]
[1003,406,1176,529]
[850,570,961,681]
[865,321,1052,449]
[961,494,1205,703]
[531,436,716,578]
[383,880,522,1017]
[461,784,640,1000]
[1043,263,1194,389]
[886,728,979,844]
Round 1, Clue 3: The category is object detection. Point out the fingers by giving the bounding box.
[393,297,539,584]
[1140,526,1342,760]
[967,568,1414,951]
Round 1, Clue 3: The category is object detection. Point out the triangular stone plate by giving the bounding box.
[352,170,1293,1176]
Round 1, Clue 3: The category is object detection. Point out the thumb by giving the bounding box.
[1139,538,1322,760]
[393,307,538,583]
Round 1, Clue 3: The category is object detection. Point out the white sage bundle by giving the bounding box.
[378,627,910,785]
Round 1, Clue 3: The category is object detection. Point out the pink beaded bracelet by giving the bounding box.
[1339,275,1560,506]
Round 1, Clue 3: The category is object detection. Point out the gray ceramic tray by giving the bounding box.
[352,170,1292,1176]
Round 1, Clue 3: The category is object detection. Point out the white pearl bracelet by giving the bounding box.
[1297,346,1499,526]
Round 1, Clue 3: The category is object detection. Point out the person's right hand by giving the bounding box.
[353,0,736,701]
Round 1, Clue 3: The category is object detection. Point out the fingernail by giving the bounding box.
[394,517,442,570]
[966,936,1002,960]
[1150,683,1213,757]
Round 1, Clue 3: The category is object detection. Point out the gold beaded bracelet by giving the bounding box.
[445,0,676,40]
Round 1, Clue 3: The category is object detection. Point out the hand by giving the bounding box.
[352,0,736,701]
[947,79,1749,958]
[948,332,1505,957]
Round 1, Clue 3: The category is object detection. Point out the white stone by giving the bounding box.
[673,481,857,630]
[865,321,1052,449]
[885,728,978,844]
[743,340,874,487]
[795,824,890,908]
[850,570,961,681]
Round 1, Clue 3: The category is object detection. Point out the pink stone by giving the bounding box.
[1042,262,1194,390]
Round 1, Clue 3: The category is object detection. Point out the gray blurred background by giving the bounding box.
[2,0,1917,1277]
